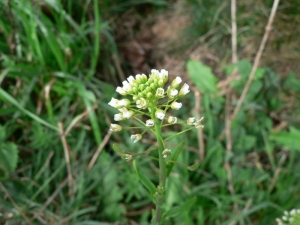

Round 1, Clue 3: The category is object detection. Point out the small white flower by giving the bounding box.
[122,109,134,119]
[160,69,168,80]
[168,116,177,124]
[110,124,122,132]
[187,117,204,126]
[136,98,147,109]
[193,117,204,127]
[155,88,165,97]
[179,83,190,97]
[131,134,142,143]
[135,74,142,80]
[155,109,165,120]
[122,154,132,161]
[151,69,159,76]
[171,76,182,88]
[146,119,154,127]
[117,99,130,108]
[127,75,135,84]
[122,80,131,92]
[171,101,182,110]
[116,87,127,95]
[168,88,178,98]
[162,149,172,158]
[108,97,119,108]
[114,113,123,121]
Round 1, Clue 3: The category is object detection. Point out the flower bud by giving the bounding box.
[168,116,177,124]
[131,134,142,143]
[146,119,154,127]
[162,148,172,158]
[171,76,182,88]
[179,83,190,97]
[187,117,196,125]
[171,101,182,110]
[155,109,165,120]
[167,88,178,98]
[110,124,122,132]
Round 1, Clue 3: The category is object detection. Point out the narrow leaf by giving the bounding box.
[166,141,184,176]
[164,197,196,218]
[133,160,156,195]
[187,161,200,171]
[0,88,59,131]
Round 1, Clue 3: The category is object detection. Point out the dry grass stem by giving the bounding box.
[58,122,75,197]
[231,0,238,63]
[194,88,205,162]
[232,0,280,120]
[88,131,112,170]
[65,104,98,136]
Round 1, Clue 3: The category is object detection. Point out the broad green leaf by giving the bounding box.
[164,197,196,218]
[269,127,300,151]
[235,60,251,78]
[166,141,184,176]
[187,161,200,171]
[187,60,218,93]
[0,142,19,175]
[133,160,156,195]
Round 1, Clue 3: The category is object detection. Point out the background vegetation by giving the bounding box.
[0,0,299,224]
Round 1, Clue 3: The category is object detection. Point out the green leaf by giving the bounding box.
[0,88,59,132]
[0,125,6,142]
[164,197,196,218]
[269,127,300,151]
[112,143,123,154]
[166,141,184,176]
[133,160,156,195]
[0,142,19,175]
[187,60,218,93]
[187,161,200,171]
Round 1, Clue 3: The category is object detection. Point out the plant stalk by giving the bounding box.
[153,112,167,224]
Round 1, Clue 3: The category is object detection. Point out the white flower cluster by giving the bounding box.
[276,209,300,225]
[108,69,202,144]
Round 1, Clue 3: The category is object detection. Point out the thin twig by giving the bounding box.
[88,131,112,170]
[231,0,238,63]
[269,152,287,193]
[0,182,32,225]
[194,88,205,162]
[225,1,239,223]
[58,122,74,197]
[232,0,280,120]
[64,104,98,136]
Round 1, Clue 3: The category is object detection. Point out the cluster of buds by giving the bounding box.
[276,209,300,225]
[108,69,204,148]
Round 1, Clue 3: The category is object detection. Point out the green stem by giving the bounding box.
[153,113,167,224]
